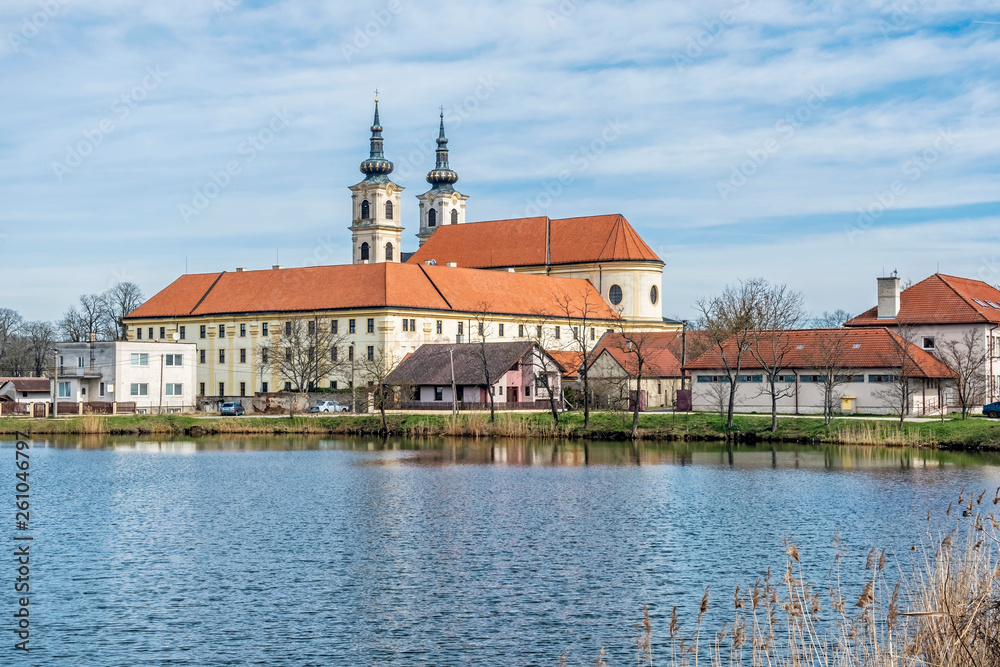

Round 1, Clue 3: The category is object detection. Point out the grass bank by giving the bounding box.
[2,411,1000,449]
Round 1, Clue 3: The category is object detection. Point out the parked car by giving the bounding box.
[310,400,349,413]
[983,402,1000,418]
[220,402,245,416]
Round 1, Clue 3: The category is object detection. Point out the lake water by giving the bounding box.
[4,436,1000,666]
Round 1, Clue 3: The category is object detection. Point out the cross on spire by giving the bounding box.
[374,88,379,102]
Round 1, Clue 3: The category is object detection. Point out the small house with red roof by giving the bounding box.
[684,328,954,416]
[846,273,1000,402]
[586,331,686,409]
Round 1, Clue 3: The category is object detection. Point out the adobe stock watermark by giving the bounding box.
[673,0,751,72]
[522,117,626,216]
[213,0,241,18]
[51,65,169,181]
[844,128,958,244]
[6,0,71,57]
[717,84,831,201]
[179,108,295,224]
[394,74,500,180]
[340,0,408,62]
[876,0,922,37]
[545,0,581,29]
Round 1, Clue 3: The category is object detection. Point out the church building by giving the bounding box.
[124,99,676,399]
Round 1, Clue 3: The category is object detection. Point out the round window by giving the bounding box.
[650,285,658,305]
[609,284,623,305]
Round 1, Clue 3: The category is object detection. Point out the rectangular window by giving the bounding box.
[308,320,316,335]
[591,327,595,340]
[696,375,726,383]
[285,321,292,335]
[573,326,579,340]
[737,375,763,383]
[332,347,338,362]
[402,319,409,332]
[261,382,268,393]
[239,348,246,363]
[77,356,84,368]
[348,346,354,361]
[518,324,524,338]
[456,386,464,401]
[349,319,356,334]
[137,328,142,340]
[240,323,246,337]
[498,323,504,337]
[239,382,246,397]
[262,322,268,336]
[165,383,183,396]
[218,382,225,397]
[285,382,292,391]
[436,320,442,334]
[219,324,226,337]
[285,348,291,361]
[199,382,205,396]
[367,346,374,361]
[130,353,149,366]
[434,387,443,401]
[778,374,796,383]
[868,374,899,383]
[159,326,166,340]
[99,382,105,397]
[130,383,148,397]
[199,349,206,363]
[58,381,71,398]
[478,322,484,336]
[262,347,268,363]
[458,322,464,336]
[165,354,183,366]
[331,381,338,389]
[179,325,186,340]
[219,349,226,363]
[834,374,865,383]
[922,337,935,350]
[525,385,531,397]
[331,320,338,334]
[148,327,153,340]
[200,325,206,339]
[368,318,375,334]
[536,325,542,338]
[554,326,561,340]
[410,319,415,332]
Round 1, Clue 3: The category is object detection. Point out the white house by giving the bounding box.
[52,341,198,413]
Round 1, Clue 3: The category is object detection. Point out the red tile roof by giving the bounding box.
[846,274,1000,326]
[683,328,954,379]
[547,351,584,379]
[587,331,685,378]
[126,263,620,321]
[407,214,663,268]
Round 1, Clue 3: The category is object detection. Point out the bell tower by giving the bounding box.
[416,111,468,247]
[349,96,404,264]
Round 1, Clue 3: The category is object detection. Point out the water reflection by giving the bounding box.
[38,434,1000,470]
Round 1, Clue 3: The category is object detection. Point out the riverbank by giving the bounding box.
[3,411,1000,449]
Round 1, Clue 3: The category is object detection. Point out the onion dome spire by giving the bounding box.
[359,95,394,183]
[426,109,459,192]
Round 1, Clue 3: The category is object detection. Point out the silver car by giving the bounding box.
[310,400,349,413]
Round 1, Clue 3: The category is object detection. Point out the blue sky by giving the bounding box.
[2,0,999,324]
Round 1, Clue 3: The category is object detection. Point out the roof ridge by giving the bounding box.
[934,273,989,323]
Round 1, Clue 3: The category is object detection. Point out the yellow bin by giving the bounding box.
[841,396,857,412]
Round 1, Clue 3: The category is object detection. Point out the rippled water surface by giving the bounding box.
[5,436,1000,666]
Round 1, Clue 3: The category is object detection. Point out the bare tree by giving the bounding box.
[875,328,916,426]
[472,302,497,422]
[555,289,604,429]
[102,282,145,340]
[936,330,987,419]
[58,307,87,342]
[257,317,349,415]
[706,380,729,419]
[613,327,655,439]
[749,283,804,432]
[522,316,561,424]
[360,345,396,434]
[0,308,23,372]
[811,309,852,328]
[811,330,856,426]
[22,321,56,377]
[696,278,767,430]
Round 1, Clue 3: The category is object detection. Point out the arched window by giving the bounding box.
[361,200,370,219]
[451,208,458,224]
[360,242,370,261]
[385,200,393,220]
[427,208,436,227]
[385,242,393,261]
[609,284,623,305]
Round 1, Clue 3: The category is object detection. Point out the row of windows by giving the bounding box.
[697,374,899,383]
[425,207,459,227]
[359,242,393,262]
[129,353,183,367]
[360,199,393,220]
[201,345,372,364]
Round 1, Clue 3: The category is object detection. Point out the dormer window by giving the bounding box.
[361,200,370,219]
[385,200,393,219]
[428,208,437,227]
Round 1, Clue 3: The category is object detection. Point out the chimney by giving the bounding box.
[272,265,282,270]
[235,267,245,272]
[446,262,457,267]
[877,271,900,319]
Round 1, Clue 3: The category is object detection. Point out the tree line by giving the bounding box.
[0,282,144,377]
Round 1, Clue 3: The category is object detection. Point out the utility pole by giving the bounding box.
[350,343,356,412]
[450,348,457,416]
[52,349,59,418]
[158,353,164,415]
